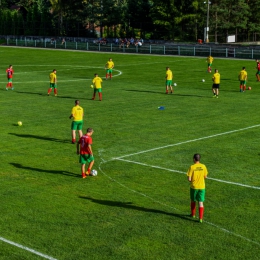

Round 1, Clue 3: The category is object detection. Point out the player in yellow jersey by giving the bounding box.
[105,58,114,80]
[69,100,84,144]
[206,55,214,73]
[165,67,173,94]
[92,73,103,101]
[238,67,247,92]
[212,69,220,98]
[47,69,57,96]
[187,153,208,223]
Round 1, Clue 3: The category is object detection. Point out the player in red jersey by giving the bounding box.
[77,128,94,178]
[6,65,14,90]
[255,59,260,81]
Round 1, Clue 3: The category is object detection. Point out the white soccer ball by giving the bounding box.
[202,79,205,82]
[173,83,177,86]
[91,169,98,176]
[17,121,22,126]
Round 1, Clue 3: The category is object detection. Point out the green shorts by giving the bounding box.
[166,80,172,86]
[94,88,102,93]
[190,188,205,202]
[106,68,113,73]
[208,63,212,67]
[257,71,260,75]
[79,154,94,164]
[240,80,246,85]
[7,78,12,83]
[71,120,83,130]
[50,83,57,88]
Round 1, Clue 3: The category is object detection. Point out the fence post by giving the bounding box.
[194,46,195,56]
[16,39,17,46]
[55,41,56,48]
[252,49,254,59]
[87,42,88,50]
[111,43,112,52]
[136,45,138,53]
[35,40,36,47]
[65,41,66,49]
[76,42,77,50]
[45,39,46,48]
[150,45,151,54]
[164,45,165,55]
[226,48,227,58]
[98,43,100,51]
[234,48,235,58]
[178,46,180,55]
[25,37,26,46]
[210,47,211,55]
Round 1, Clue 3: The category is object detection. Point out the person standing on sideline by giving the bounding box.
[105,58,114,80]
[212,69,220,98]
[47,69,57,96]
[77,128,94,178]
[69,100,84,144]
[92,73,103,101]
[238,67,248,92]
[6,65,14,90]
[187,153,208,223]
[206,55,214,73]
[165,67,173,94]
[256,59,260,81]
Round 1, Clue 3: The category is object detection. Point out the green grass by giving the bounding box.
[0,46,260,260]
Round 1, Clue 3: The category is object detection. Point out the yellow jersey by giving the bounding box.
[187,163,208,189]
[239,70,247,81]
[166,70,173,80]
[71,105,83,121]
[106,61,114,69]
[207,56,214,64]
[212,72,220,84]
[49,72,57,83]
[93,77,103,89]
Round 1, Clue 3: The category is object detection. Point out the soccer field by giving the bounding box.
[0,46,260,260]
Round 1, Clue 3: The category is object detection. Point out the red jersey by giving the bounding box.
[6,68,14,78]
[78,135,92,154]
[257,62,260,71]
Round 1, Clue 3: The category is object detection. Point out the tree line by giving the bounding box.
[0,0,259,43]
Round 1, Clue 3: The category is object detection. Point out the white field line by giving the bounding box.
[116,158,260,190]
[115,124,260,160]
[98,159,260,247]
[0,236,57,260]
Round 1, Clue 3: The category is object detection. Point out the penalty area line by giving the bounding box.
[116,158,260,190]
[0,236,57,260]
[115,124,260,159]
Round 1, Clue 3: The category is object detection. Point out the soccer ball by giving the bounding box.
[17,121,22,126]
[248,86,252,90]
[202,79,205,82]
[173,83,177,87]
[91,169,98,176]
[90,85,94,88]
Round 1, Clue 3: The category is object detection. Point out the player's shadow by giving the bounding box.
[79,196,194,222]
[124,89,165,95]
[9,133,71,144]
[10,163,80,178]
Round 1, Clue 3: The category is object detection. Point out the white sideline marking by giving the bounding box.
[115,124,260,159]
[116,158,260,190]
[98,159,260,247]
[0,236,57,260]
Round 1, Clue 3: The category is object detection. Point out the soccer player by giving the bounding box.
[187,153,208,223]
[206,55,214,73]
[105,58,114,80]
[69,100,84,144]
[92,73,103,101]
[47,69,57,96]
[6,65,14,90]
[77,128,94,178]
[238,67,247,92]
[212,69,220,98]
[165,67,173,94]
[256,59,260,81]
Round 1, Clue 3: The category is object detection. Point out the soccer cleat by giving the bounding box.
[55,94,57,96]
[71,141,75,144]
[82,175,87,179]
[216,96,218,98]
[11,87,14,90]
[213,95,216,98]
[6,88,8,91]
[199,219,203,223]
[190,214,196,218]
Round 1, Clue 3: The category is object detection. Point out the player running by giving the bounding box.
[238,67,247,92]
[47,69,58,96]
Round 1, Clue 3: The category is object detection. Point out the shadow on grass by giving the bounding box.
[124,89,208,98]
[14,90,87,100]
[9,133,71,144]
[79,196,195,222]
[10,163,81,178]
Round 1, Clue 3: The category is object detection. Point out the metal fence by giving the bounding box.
[3,37,260,59]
